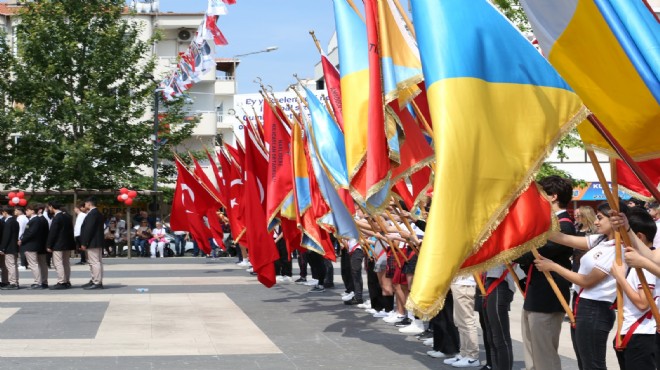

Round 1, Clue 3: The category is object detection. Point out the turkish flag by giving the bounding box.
[265,102,293,225]
[171,158,219,254]
[206,149,228,208]
[221,146,247,246]
[616,158,660,201]
[244,124,278,287]
[192,156,224,205]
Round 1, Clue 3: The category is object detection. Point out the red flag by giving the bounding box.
[171,158,220,254]
[206,149,228,208]
[191,156,223,204]
[206,16,228,46]
[222,146,247,246]
[320,55,344,131]
[616,158,660,201]
[280,218,302,256]
[350,0,391,210]
[244,124,278,287]
[265,103,294,226]
[222,0,236,4]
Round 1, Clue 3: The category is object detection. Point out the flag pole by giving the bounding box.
[505,263,524,296]
[308,30,324,55]
[474,273,487,296]
[531,248,575,325]
[587,150,660,329]
[345,0,366,23]
[587,114,660,203]
[392,0,416,38]
[610,158,625,348]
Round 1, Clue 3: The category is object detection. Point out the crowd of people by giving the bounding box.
[233,175,660,370]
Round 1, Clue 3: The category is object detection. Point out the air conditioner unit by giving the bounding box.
[177,29,193,43]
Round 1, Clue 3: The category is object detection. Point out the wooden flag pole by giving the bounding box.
[362,212,402,267]
[392,0,416,38]
[587,114,660,203]
[474,273,487,296]
[611,158,625,348]
[309,30,324,55]
[383,209,419,249]
[505,263,525,296]
[532,248,575,325]
[345,0,366,23]
[375,214,410,262]
[587,150,660,329]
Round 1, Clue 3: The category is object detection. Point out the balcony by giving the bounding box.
[215,78,235,95]
[192,112,217,136]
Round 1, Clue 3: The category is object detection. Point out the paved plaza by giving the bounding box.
[0,257,611,369]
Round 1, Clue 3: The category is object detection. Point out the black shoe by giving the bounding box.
[83,283,104,290]
[2,284,19,290]
[344,297,364,305]
[294,277,307,284]
[81,280,94,288]
[49,283,68,290]
[309,285,326,293]
[324,283,335,289]
[394,317,413,327]
[29,283,47,290]
[0,283,7,288]
[479,366,492,370]
[64,282,72,288]
[416,329,433,340]
[75,262,86,265]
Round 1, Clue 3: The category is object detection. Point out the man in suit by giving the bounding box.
[79,197,104,290]
[0,207,20,290]
[46,201,75,290]
[20,204,49,290]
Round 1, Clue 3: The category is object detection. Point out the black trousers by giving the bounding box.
[614,334,656,370]
[475,291,492,368]
[274,240,292,277]
[350,249,364,300]
[323,258,334,286]
[431,291,460,355]
[306,251,325,286]
[574,298,615,370]
[366,259,383,311]
[484,279,514,370]
[297,250,307,278]
[340,248,354,293]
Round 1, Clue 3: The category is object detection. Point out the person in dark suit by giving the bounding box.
[514,175,576,370]
[46,201,75,290]
[0,207,20,290]
[79,197,105,289]
[20,204,49,290]
[0,212,6,287]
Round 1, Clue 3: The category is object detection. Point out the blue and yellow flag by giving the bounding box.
[407,0,586,318]
[521,0,660,160]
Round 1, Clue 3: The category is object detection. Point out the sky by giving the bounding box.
[133,0,336,94]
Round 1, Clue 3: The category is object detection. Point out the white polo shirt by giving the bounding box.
[574,234,623,302]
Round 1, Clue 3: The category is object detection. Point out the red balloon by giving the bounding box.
[117,195,124,202]
[18,199,27,206]
[119,187,129,194]
[8,192,16,199]
[16,191,24,199]
[124,198,134,206]
[128,190,138,198]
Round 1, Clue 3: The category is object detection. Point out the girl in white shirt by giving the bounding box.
[535,201,629,370]
[149,222,167,258]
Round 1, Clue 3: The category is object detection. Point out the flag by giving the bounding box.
[207,0,228,16]
[191,155,223,203]
[171,158,221,254]
[264,101,294,227]
[301,99,359,240]
[244,124,278,287]
[617,158,660,201]
[320,55,344,131]
[206,149,228,208]
[377,0,423,106]
[205,15,228,46]
[333,0,390,210]
[521,0,660,160]
[407,0,586,319]
[220,147,247,246]
[291,121,327,257]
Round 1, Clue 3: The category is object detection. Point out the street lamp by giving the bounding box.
[232,46,278,93]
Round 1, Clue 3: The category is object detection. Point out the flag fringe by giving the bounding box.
[618,185,658,203]
[406,104,588,320]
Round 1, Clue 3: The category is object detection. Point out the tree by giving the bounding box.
[3,0,193,190]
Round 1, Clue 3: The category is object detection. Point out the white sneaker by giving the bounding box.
[365,308,377,314]
[276,276,284,282]
[383,314,405,324]
[246,267,254,273]
[423,338,434,347]
[280,276,293,284]
[444,355,462,365]
[237,260,250,267]
[341,292,355,301]
[357,300,371,309]
[427,350,446,358]
[451,357,479,368]
[304,279,319,286]
[18,266,26,271]
[398,319,425,335]
[373,310,390,318]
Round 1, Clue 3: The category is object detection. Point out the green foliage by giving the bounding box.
[0,0,195,191]
[491,0,530,32]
